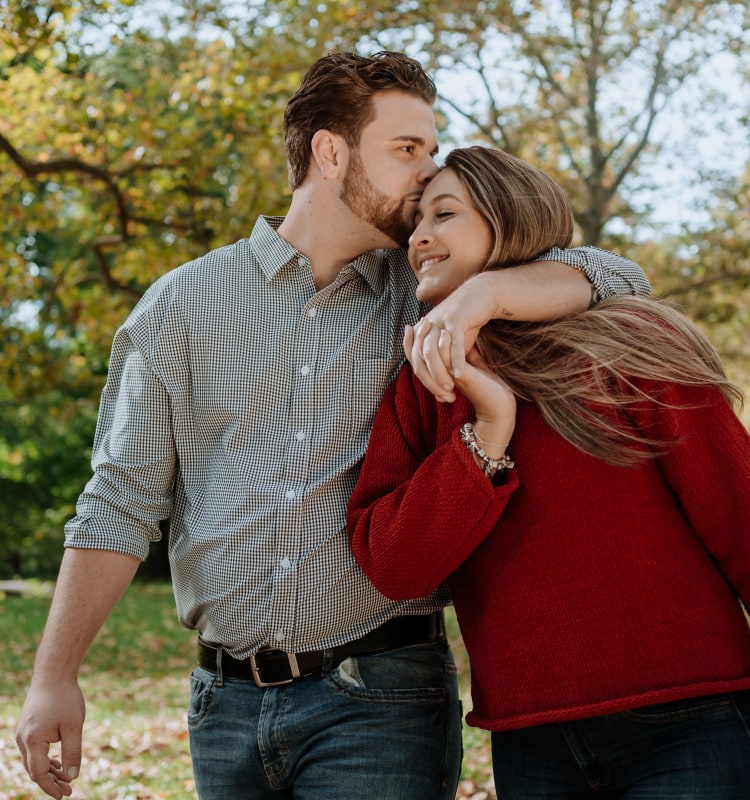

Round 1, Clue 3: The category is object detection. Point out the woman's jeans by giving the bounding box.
[491,690,750,798]
[188,641,462,799]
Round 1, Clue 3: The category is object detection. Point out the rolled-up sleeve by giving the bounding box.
[64,328,177,561]
[540,245,652,300]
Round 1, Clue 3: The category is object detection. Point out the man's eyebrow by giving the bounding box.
[391,135,439,157]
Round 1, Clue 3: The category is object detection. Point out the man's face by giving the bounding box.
[340,91,439,248]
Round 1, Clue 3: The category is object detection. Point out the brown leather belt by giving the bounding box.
[197,611,446,688]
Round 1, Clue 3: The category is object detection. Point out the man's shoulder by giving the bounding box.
[121,238,257,336]
[138,238,255,300]
[173,238,255,282]
[385,246,411,273]
[382,249,429,324]
[383,247,419,293]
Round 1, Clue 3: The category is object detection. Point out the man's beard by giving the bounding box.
[341,151,413,248]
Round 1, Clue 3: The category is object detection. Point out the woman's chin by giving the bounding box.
[415,283,445,306]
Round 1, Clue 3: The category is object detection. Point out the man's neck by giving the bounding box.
[277,188,393,290]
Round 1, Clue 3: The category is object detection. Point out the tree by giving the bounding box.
[655,161,750,397]
[2,0,749,575]
[0,0,310,574]
[391,0,749,245]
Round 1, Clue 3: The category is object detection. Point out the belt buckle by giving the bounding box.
[249,650,301,688]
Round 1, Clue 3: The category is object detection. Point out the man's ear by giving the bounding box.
[311,129,348,180]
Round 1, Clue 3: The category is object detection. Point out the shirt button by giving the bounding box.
[285,489,296,500]
[280,557,291,569]
[307,308,317,318]
[297,256,305,268]
[274,630,286,642]
[295,431,306,441]
[300,365,311,376]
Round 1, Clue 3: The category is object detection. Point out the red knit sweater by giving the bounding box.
[348,365,750,732]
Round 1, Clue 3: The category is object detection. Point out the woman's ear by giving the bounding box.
[311,129,348,180]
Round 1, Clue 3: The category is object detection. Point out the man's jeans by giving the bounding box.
[188,641,462,799]
[491,690,750,798]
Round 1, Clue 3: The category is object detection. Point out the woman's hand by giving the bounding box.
[455,346,517,458]
[404,321,458,403]
[405,323,517,455]
[406,277,497,402]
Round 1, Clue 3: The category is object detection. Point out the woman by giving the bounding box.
[347,146,750,798]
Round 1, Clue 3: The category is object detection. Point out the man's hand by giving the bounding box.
[16,679,85,799]
[14,548,139,798]
[407,263,592,401]
[407,273,501,402]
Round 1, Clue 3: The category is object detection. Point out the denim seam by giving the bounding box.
[326,679,447,703]
[188,669,217,727]
[621,697,733,724]
[728,692,750,741]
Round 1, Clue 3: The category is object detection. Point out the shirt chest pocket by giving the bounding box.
[346,357,397,443]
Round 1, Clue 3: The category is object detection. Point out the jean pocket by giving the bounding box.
[188,667,217,726]
[327,643,453,703]
[621,693,733,724]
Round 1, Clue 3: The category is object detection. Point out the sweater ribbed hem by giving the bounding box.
[467,677,750,732]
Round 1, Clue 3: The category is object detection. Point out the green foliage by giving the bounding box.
[0,385,98,578]
[1,0,749,577]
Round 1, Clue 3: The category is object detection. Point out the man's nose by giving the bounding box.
[418,156,440,184]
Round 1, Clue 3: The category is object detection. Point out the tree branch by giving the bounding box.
[0,131,131,240]
[660,271,750,301]
[90,237,143,299]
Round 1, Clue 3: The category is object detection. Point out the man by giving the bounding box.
[16,51,650,800]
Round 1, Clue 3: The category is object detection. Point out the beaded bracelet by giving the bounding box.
[460,422,515,478]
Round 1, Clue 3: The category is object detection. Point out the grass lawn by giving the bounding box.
[1,582,495,799]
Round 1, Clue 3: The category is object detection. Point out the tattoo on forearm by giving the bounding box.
[500,307,514,318]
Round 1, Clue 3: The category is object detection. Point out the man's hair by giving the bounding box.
[444,146,743,466]
[283,51,437,189]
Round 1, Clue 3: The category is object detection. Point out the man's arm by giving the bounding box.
[16,548,140,800]
[410,249,651,401]
[541,245,651,301]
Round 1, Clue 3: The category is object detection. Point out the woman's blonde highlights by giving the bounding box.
[444,147,743,466]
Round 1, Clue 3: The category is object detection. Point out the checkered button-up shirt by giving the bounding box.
[65,216,650,659]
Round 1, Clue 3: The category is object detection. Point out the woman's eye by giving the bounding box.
[435,210,454,219]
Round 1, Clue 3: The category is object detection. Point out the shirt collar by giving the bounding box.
[250,216,397,295]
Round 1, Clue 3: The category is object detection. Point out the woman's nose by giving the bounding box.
[408,226,434,249]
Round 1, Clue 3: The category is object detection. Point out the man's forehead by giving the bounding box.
[366,91,438,139]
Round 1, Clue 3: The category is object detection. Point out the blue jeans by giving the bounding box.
[491,690,750,798]
[188,641,462,799]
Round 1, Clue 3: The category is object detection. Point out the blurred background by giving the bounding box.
[2,0,749,580]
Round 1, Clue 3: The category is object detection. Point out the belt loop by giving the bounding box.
[215,644,225,687]
[437,609,447,640]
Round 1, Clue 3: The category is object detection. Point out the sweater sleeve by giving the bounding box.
[348,366,519,600]
[633,381,750,605]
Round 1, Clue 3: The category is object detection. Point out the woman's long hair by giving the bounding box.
[444,147,744,466]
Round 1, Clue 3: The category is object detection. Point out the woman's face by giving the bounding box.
[407,168,494,305]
